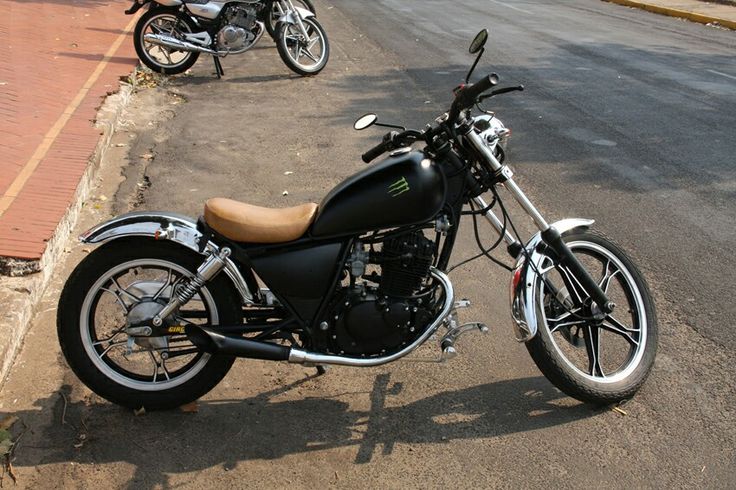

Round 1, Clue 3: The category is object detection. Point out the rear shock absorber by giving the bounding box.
[152,247,232,326]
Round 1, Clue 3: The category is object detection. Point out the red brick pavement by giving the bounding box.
[0,0,140,260]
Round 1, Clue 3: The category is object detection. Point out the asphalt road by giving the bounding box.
[1,1,734,488]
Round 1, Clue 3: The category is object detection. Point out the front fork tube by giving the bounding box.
[464,130,614,313]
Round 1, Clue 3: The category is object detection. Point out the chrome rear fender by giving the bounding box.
[510,218,594,342]
[80,211,254,304]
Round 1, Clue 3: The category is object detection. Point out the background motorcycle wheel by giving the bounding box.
[525,229,658,405]
[57,239,240,410]
[134,8,200,75]
[265,0,316,39]
[275,16,329,76]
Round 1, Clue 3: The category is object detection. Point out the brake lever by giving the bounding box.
[478,85,525,102]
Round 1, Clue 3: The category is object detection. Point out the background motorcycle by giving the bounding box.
[57,30,657,411]
[126,0,328,77]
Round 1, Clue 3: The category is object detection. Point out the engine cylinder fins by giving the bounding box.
[379,230,435,297]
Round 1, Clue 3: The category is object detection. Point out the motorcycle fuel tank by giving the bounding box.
[311,150,446,237]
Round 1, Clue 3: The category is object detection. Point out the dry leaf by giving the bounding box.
[179,401,199,413]
[0,415,18,431]
[282,191,289,196]
[284,171,294,175]
[612,406,627,416]
[140,153,154,161]
[133,407,146,416]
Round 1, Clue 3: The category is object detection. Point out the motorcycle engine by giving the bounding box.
[328,231,436,356]
[217,6,258,51]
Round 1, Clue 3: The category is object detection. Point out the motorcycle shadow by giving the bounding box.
[179,72,301,85]
[12,375,597,485]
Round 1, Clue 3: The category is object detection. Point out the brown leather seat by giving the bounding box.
[204,198,318,243]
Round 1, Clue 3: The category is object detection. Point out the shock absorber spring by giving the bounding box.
[152,247,231,326]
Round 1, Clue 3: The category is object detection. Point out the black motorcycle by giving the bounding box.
[57,30,657,410]
[126,0,327,77]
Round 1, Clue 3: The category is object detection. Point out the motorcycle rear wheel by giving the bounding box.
[134,8,200,75]
[525,230,658,404]
[276,17,329,76]
[57,239,240,410]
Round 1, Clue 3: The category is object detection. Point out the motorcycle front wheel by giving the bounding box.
[133,8,200,75]
[57,239,240,410]
[525,230,658,404]
[276,17,329,76]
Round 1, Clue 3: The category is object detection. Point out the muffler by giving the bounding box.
[186,325,290,361]
[143,33,219,56]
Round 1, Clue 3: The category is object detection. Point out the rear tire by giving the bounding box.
[525,230,658,404]
[134,8,200,75]
[58,239,240,410]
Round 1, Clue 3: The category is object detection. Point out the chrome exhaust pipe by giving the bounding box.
[143,33,219,56]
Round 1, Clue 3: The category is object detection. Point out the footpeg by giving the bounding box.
[440,322,489,361]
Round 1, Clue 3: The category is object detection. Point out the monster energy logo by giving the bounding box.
[388,177,410,197]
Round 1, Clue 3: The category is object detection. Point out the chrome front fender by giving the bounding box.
[509,218,595,342]
[80,211,254,304]
[279,6,315,24]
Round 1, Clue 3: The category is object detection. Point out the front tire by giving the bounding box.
[134,8,200,75]
[57,239,240,410]
[526,230,658,404]
[276,17,329,76]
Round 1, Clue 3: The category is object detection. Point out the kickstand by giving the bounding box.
[213,56,224,78]
[315,365,328,376]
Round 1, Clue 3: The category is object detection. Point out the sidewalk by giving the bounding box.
[603,0,736,28]
[0,0,139,267]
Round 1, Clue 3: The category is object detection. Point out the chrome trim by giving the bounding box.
[81,212,254,304]
[186,2,222,20]
[510,219,594,341]
[288,267,454,366]
[154,0,183,6]
[279,5,315,25]
[465,130,550,231]
[143,33,221,56]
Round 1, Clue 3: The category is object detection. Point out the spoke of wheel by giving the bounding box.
[160,355,171,381]
[601,314,641,347]
[557,265,587,303]
[112,276,141,303]
[583,325,605,377]
[307,36,319,50]
[98,340,127,358]
[302,46,319,63]
[598,259,621,294]
[153,268,174,301]
[161,48,174,65]
[546,307,582,323]
[149,351,160,383]
[100,287,130,313]
[549,319,587,334]
[92,326,126,345]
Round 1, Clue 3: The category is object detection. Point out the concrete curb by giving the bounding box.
[603,0,736,29]
[0,75,136,388]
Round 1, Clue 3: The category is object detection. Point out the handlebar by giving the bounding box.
[362,139,393,163]
[361,129,424,163]
[448,74,499,123]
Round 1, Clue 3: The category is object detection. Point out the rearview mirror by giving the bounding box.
[469,29,488,54]
[354,113,378,131]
